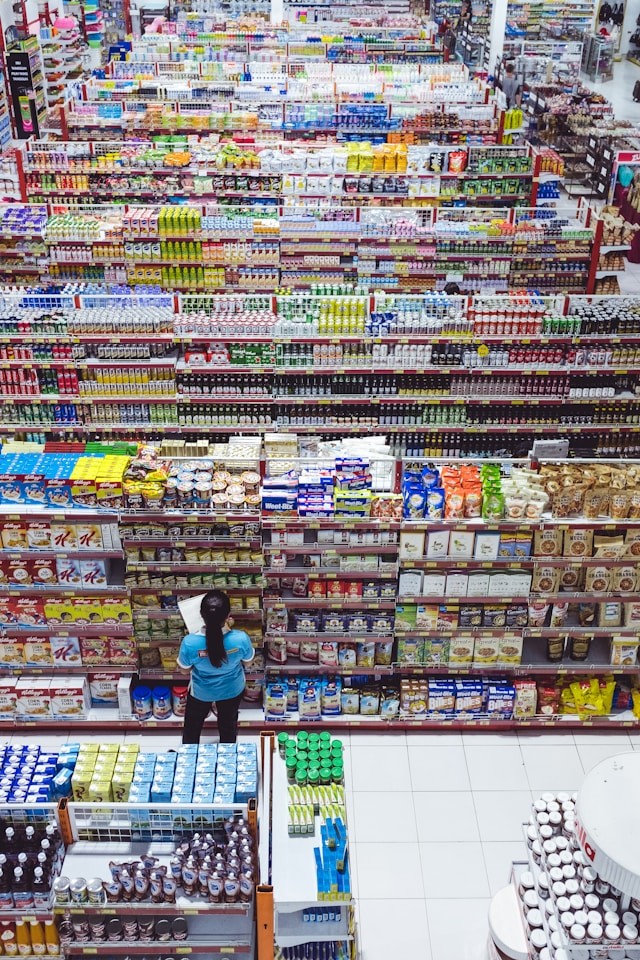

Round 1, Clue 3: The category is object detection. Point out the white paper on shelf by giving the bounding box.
[178,594,207,635]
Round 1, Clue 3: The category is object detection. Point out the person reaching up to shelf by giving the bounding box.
[177,589,255,744]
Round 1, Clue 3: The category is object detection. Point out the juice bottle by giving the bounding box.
[43,923,59,957]
[0,867,12,910]
[11,868,33,911]
[14,922,30,957]
[1,922,17,956]
[32,868,48,909]
[27,924,44,957]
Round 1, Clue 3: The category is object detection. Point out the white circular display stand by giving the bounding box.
[575,752,640,901]
[489,884,529,960]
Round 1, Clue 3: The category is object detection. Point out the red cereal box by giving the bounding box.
[29,557,57,587]
[6,558,32,586]
[308,580,327,598]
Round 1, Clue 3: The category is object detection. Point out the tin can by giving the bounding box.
[53,876,71,905]
[87,878,105,905]
[69,878,88,904]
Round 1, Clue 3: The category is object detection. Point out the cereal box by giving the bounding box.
[72,598,103,624]
[6,558,32,586]
[14,598,46,626]
[80,560,107,588]
[102,598,132,624]
[79,637,110,665]
[0,637,22,667]
[25,520,51,550]
[1,522,27,550]
[51,522,78,550]
[22,638,53,668]
[0,678,16,718]
[50,678,90,720]
[76,523,104,551]
[15,678,52,720]
[108,636,137,667]
[44,598,75,625]
[50,635,82,667]
[29,557,57,586]
[88,673,120,705]
[55,558,82,586]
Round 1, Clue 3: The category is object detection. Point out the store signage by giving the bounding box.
[617,152,640,163]
[6,51,39,139]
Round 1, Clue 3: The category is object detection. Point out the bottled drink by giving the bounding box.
[15,921,31,957]
[27,922,44,957]
[43,922,59,957]
[1,921,18,956]
[0,867,12,910]
[32,868,49,909]
[11,868,33,910]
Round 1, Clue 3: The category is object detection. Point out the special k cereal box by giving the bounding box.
[25,520,51,550]
[0,679,17,718]
[15,678,52,720]
[80,560,107,588]
[76,523,104,551]
[56,558,82,587]
[51,522,78,551]
[51,635,82,667]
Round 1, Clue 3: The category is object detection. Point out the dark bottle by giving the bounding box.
[0,867,12,910]
[12,866,34,910]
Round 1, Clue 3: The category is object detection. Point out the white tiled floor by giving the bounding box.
[346,729,639,960]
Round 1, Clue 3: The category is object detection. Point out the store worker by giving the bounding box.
[177,589,255,744]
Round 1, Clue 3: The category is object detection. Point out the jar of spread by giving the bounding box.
[587,922,603,941]
[570,924,586,943]
[529,929,547,957]
[604,924,621,944]
[537,874,550,899]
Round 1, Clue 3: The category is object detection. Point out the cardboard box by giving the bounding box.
[474,532,500,561]
[448,531,475,559]
[51,522,78,550]
[30,557,57,586]
[0,678,16,718]
[89,673,120,705]
[22,638,53,668]
[25,520,51,550]
[0,637,23,667]
[15,678,52,720]
[1,522,27,550]
[398,570,422,597]
[50,678,91,720]
[399,530,425,560]
[421,572,446,597]
[467,572,490,597]
[445,573,468,598]
[50,635,82,667]
[76,523,104,551]
[425,530,450,559]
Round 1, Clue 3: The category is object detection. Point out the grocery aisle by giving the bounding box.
[584,55,640,121]
[343,729,640,960]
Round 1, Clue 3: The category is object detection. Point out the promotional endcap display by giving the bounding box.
[575,753,640,899]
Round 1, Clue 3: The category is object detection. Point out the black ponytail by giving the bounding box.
[200,590,231,668]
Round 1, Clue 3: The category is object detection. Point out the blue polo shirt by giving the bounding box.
[177,629,254,702]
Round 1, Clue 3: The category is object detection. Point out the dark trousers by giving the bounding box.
[182,691,244,745]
